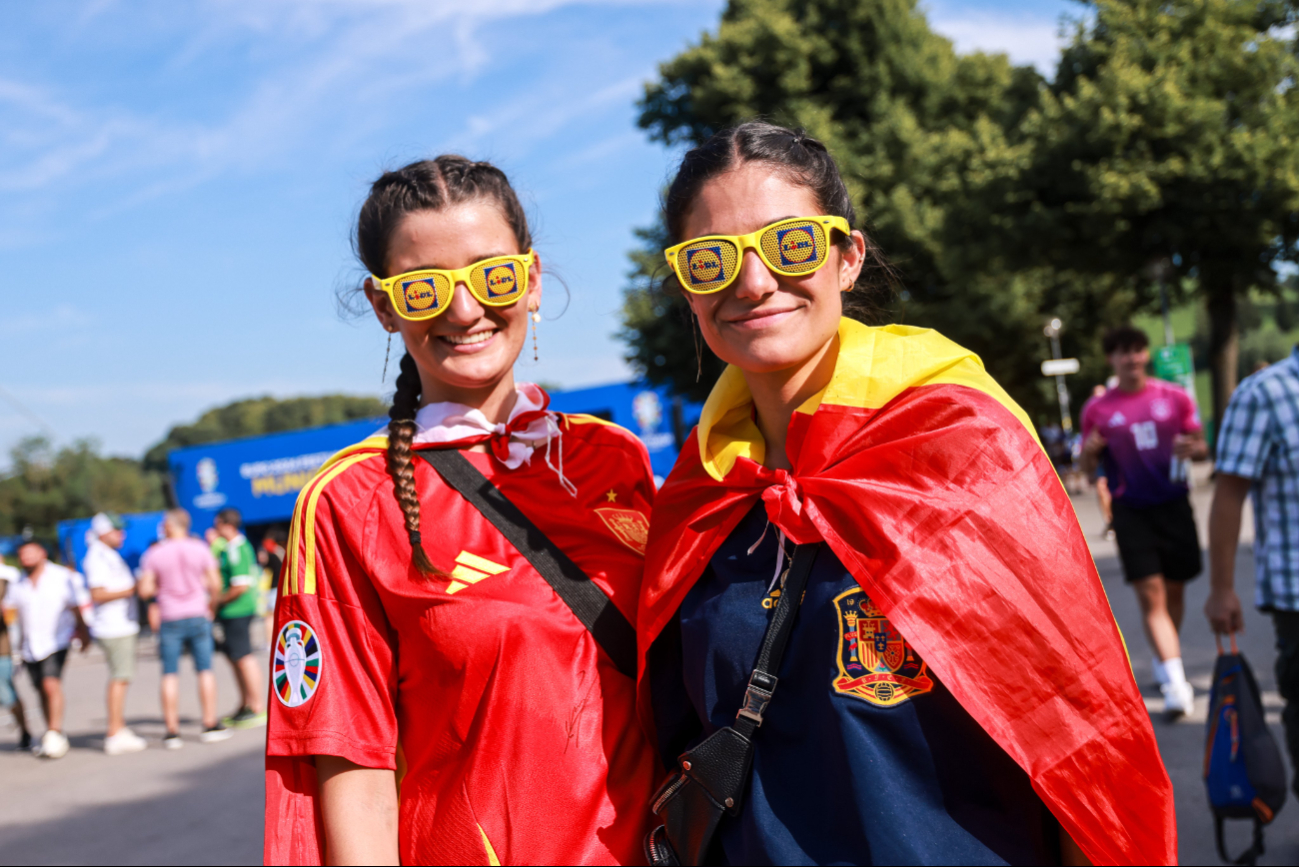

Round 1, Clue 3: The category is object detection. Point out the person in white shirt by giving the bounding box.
[5,540,90,758]
[83,513,146,756]
[0,562,33,752]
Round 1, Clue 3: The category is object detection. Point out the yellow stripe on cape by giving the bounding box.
[282,435,388,596]
[698,319,1040,481]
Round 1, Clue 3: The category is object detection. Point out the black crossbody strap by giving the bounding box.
[734,542,820,739]
[415,448,638,678]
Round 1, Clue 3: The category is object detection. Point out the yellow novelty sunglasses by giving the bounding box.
[371,251,535,321]
[663,216,851,295]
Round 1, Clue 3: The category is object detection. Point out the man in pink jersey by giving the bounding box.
[137,509,231,748]
[1082,325,1209,715]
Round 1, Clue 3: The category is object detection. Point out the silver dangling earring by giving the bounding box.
[691,311,704,382]
[381,332,393,382]
[530,309,541,362]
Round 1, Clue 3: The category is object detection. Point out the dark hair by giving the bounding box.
[214,508,242,529]
[355,156,532,576]
[662,121,895,320]
[1102,325,1150,355]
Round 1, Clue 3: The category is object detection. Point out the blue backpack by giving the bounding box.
[1204,644,1287,865]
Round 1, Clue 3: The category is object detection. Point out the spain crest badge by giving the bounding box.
[832,587,933,707]
[593,507,649,554]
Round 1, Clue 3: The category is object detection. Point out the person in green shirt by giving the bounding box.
[212,508,266,728]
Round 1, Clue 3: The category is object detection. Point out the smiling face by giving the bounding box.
[365,201,540,406]
[681,162,864,375]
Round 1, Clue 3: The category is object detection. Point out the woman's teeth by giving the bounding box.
[442,331,495,346]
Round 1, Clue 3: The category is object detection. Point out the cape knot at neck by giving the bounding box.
[487,408,549,463]
[759,469,821,544]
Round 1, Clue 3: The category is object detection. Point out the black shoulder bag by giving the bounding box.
[415,448,637,679]
[645,541,821,867]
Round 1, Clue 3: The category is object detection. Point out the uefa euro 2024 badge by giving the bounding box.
[832,588,933,707]
[274,620,322,708]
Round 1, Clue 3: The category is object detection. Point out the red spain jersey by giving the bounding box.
[264,414,659,866]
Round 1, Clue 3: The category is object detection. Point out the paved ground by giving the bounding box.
[0,469,1296,864]
[0,631,265,865]
[1079,465,1298,866]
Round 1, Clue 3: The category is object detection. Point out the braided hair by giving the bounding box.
[355,156,533,576]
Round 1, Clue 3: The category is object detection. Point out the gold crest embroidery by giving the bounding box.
[594,507,649,554]
[832,587,933,707]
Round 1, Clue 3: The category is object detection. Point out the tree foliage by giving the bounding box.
[620,0,1299,427]
[143,394,387,472]
[1013,0,1299,425]
[617,224,728,403]
[0,438,166,542]
[624,0,1076,418]
[2,394,388,543]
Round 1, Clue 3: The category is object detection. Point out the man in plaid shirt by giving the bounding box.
[1207,345,1299,795]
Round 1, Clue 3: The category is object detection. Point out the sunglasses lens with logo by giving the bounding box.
[675,239,741,293]
[470,259,527,305]
[760,219,829,274]
[396,273,453,319]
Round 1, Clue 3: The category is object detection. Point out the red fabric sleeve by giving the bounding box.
[265,486,397,767]
[264,481,397,866]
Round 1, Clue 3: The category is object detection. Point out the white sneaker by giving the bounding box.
[39,729,70,759]
[1162,680,1195,717]
[104,728,147,756]
[199,725,233,744]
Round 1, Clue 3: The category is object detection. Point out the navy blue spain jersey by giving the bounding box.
[649,504,1060,866]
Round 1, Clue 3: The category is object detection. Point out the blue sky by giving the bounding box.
[0,0,1077,460]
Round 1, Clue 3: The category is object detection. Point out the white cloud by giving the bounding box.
[0,0,685,207]
[0,304,93,335]
[446,76,646,158]
[928,11,1067,76]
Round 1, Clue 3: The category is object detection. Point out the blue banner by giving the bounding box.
[547,381,701,481]
[161,380,702,533]
[169,418,384,531]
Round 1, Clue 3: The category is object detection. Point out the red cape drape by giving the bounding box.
[638,320,1176,866]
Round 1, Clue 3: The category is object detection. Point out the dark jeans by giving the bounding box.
[1275,610,1299,793]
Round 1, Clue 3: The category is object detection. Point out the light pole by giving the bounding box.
[1043,318,1073,433]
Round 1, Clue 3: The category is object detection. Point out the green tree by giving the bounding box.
[623,0,1084,419]
[618,224,728,403]
[143,394,387,472]
[1011,0,1299,427]
[0,437,166,542]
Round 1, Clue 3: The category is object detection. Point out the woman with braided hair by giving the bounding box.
[264,156,658,865]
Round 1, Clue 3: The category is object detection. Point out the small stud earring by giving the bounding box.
[530,309,541,362]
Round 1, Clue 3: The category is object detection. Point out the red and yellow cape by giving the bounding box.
[638,319,1175,866]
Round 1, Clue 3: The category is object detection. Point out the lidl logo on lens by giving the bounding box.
[484,264,517,298]
[778,227,816,265]
[687,246,724,284]
[403,279,439,311]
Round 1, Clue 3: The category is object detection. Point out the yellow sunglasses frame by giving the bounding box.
[370,250,535,321]
[663,215,851,295]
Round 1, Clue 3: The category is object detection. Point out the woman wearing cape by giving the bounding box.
[639,122,1175,866]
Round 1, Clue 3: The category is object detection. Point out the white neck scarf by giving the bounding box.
[388,383,577,496]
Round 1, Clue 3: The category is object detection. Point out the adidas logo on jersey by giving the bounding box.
[445,551,510,594]
[1107,411,1126,427]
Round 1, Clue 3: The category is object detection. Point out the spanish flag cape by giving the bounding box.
[638,319,1176,866]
